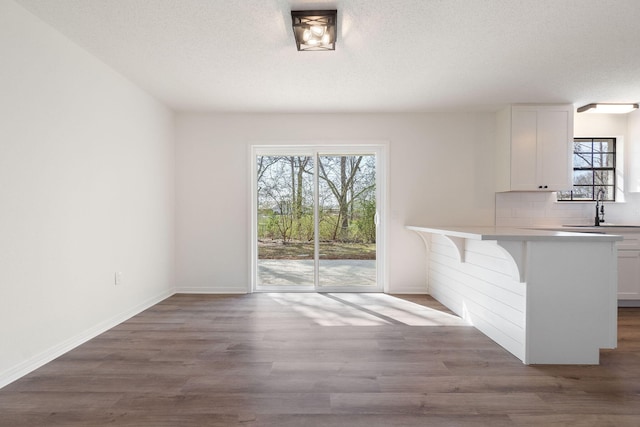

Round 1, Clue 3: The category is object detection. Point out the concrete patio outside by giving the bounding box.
[257,259,376,287]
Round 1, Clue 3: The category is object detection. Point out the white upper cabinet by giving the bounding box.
[496,104,574,192]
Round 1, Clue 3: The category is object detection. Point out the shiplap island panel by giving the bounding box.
[407,225,623,364]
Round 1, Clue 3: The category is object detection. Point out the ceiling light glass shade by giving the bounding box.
[577,103,639,114]
[310,25,325,37]
[291,10,337,51]
[302,29,311,41]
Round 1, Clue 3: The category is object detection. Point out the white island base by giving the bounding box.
[407,226,622,365]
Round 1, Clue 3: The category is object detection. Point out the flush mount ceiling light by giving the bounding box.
[577,103,639,114]
[291,10,337,51]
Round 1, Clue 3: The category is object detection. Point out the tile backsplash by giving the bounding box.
[495,192,640,227]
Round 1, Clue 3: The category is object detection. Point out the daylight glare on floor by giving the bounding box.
[268,293,469,327]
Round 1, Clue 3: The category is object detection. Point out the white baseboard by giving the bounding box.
[176,286,248,294]
[0,288,175,389]
[386,285,428,294]
[389,290,429,294]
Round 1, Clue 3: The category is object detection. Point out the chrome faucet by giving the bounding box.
[595,188,605,226]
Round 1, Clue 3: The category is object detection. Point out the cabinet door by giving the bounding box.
[510,109,538,190]
[618,250,640,300]
[537,109,572,191]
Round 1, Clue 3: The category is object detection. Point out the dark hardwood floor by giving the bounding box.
[1,293,639,426]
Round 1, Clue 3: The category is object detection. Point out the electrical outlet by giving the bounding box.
[115,272,122,286]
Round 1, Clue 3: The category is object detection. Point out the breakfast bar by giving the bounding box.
[406,225,623,364]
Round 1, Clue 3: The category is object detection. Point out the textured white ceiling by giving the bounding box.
[13,0,640,112]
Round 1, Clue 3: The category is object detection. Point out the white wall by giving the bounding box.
[626,109,640,194]
[0,1,175,386]
[496,111,640,227]
[175,112,496,294]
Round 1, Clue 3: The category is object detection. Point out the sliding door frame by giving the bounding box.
[249,141,388,293]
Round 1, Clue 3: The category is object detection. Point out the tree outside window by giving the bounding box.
[557,138,616,201]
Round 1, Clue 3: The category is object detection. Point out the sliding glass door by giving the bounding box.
[317,154,377,288]
[255,154,316,288]
[252,145,385,292]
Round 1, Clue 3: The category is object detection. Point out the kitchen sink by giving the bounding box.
[563,224,640,228]
[530,225,640,235]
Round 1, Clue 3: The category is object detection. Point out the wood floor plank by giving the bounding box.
[509,414,640,427]
[0,293,639,427]
[329,391,551,415]
[110,392,333,415]
[249,414,516,427]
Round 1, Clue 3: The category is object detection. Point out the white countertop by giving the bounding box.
[406,225,623,242]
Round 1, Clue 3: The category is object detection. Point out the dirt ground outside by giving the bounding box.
[258,240,376,260]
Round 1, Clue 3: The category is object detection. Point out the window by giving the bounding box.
[557,138,616,201]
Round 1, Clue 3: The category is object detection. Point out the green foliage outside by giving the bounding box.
[258,203,376,244]
[257,154,376,260]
